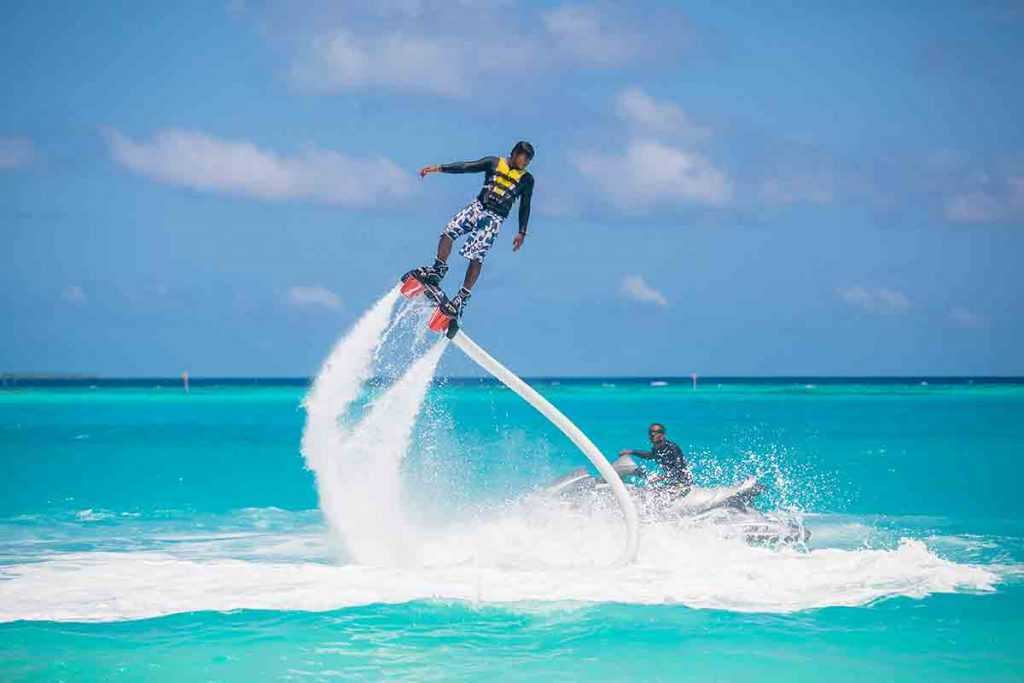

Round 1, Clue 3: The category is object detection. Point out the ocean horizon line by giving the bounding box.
[2,374,1023,388]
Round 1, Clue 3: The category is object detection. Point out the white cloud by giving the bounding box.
[105,129,415,206]
[949,306,987,329]
[286,285,342,311]
[837,286,910,315]
[945,191,1004,223]
[276,3,677,97]
[542,5,637,65]
[575,140,732,208]
[295,30,469,97]
[620,275,668,307]
[944,175,1024,224]
[61,285,87,305]
[0,137,34,170]
[616,88,710,141]
[569,88,730,212]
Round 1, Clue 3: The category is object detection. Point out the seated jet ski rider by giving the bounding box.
[619,423,693,495]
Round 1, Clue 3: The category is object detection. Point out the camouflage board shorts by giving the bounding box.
[443,200,504,263]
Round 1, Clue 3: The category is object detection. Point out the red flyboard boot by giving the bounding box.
[400,272,424,298]
[428,307,452,333]
[400,263,447,300]
[427,288,470,335]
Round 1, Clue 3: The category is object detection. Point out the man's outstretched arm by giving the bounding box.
[619,448,654,459]
[420,157,498,177]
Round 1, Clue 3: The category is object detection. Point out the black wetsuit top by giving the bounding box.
[439,156,535,233]
[633,439,692,490]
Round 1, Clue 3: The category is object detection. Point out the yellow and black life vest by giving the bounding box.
[478,157,527,218]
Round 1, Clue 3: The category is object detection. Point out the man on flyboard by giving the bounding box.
[401,141,535,335]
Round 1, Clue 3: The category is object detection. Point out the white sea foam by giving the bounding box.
[0,504,1002,622]
[74,509,114,522]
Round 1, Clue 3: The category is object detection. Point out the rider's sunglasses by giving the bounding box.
[648,429,664,435]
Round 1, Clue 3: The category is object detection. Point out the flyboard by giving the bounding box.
[401,272,640,564]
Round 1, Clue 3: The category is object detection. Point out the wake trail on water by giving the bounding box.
[0,510,1007,622]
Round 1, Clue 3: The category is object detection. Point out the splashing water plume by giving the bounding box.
[300,285,447,565]
[331,341,446,565]
[299,285,636,565]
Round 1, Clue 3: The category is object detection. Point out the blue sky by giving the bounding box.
[2,0,1022,377]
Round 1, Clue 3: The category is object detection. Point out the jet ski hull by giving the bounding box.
[540,456,810,545]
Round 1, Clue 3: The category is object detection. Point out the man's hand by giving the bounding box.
[618,449,633,457]
[512,232,526,252]
[419,164,440,178]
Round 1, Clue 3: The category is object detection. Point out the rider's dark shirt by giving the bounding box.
[439,156,534,233]
[635,439,692,489]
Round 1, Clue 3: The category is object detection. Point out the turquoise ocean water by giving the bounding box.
[1,294,1023,681]
[2,377,1022,681]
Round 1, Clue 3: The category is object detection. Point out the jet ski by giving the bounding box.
[542,455,809,544]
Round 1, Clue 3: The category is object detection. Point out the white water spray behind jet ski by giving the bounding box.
[542,454,811,545]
